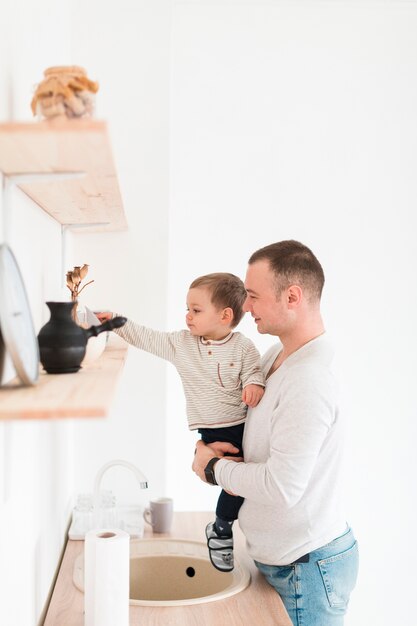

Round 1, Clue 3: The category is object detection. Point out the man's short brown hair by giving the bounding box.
[249,240,325,301]
[189,272,247,328]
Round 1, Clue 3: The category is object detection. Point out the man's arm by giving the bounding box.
[195,368,337,507]
[192,440,242,482]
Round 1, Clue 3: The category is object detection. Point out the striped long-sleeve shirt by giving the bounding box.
[114,318,265,430]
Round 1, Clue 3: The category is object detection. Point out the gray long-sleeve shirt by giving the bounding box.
[215,334,347,564]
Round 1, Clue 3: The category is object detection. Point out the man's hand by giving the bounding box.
[242,383,265,407]
[192,440,243,482]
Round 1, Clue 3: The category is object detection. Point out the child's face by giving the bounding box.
[186,287,231,340]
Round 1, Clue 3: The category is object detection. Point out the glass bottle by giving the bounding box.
[73,493,93,535]
[99,490,118,528]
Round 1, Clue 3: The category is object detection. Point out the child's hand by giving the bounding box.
[242,384,265,407]
[95,311,113,323]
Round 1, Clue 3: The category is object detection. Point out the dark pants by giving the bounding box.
[198,423,244,522]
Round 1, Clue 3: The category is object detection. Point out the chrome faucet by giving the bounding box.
[93,459,148,527]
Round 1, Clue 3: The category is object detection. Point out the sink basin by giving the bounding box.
[73,538,251,606]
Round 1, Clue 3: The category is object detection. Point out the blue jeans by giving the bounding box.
[255,527,359,626]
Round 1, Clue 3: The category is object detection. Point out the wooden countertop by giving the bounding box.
[44,511,291,625]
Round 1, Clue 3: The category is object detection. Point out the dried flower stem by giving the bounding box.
[77,280,94,295]
[66,263,94,304]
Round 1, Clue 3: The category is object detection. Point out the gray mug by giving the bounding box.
[143,497,174,533]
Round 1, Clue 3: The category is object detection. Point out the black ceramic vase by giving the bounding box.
[38,301,127,374]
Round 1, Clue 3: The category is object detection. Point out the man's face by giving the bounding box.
[243,260,288,336]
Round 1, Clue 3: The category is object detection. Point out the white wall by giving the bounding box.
[167,2,417,626]
[0,2,172,624]
[69,0,172,505]
[1,1,416,625]
[0,190,74,625]
[0,3,75,625]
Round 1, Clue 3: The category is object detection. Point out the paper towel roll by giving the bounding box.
[84,528,130,626]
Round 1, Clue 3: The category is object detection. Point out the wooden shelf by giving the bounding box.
[0,119,127,232]
[0,342,128,419]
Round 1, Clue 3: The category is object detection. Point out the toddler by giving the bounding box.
[98,273,265,571]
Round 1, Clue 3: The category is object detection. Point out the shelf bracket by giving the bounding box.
[0,171,86,244]
[0,168,111,287]
[61,222,110,287]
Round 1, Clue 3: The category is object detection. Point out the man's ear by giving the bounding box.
[221,307,234,325]
[287,285,302,307]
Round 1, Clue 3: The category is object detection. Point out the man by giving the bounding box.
[193,240,358,626]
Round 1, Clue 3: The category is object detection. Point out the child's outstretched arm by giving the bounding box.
[94,312,179,363]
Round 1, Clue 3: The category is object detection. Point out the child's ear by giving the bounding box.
[221,307,234,325]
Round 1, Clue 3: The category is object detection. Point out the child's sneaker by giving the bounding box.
[205,521,234,572]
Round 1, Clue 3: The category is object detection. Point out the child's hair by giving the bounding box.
[189,273,247,328]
